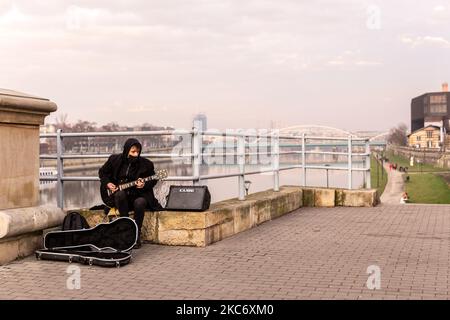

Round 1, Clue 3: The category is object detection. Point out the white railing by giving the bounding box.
[39,129,372,208]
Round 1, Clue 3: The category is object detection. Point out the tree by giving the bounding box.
[100,122,121,132]
[99,122,123,152]
[70,120,98,152]
[72,120,97,132]
[387,123,408,146]
[54,113,72,132]
[48,118,171,152]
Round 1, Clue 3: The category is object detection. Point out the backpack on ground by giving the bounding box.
[62,211,90,231]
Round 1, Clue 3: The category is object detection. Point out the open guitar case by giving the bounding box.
[35,217,138,268]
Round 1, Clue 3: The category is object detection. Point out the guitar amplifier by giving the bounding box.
[165,185,211,212]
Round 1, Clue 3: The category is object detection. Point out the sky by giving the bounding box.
[1,0,449,132]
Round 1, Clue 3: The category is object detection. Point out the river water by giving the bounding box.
[39,162,365,210]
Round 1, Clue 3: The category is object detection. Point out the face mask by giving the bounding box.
[128,155,138,163]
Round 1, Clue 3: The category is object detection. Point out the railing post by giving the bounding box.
[301,133,306,186]
[366,139,371,189]
[238,133,245,200]
[348,135,352,190]
[56,129,64,209]
[272,131,280,192]
[191,127,201,186]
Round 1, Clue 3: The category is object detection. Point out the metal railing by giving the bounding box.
[40,129,372,209]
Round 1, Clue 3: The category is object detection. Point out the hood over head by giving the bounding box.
[122,138,142,160]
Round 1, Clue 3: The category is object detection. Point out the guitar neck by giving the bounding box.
[119,175,156,191]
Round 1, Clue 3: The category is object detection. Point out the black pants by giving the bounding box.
[114,190,147,238]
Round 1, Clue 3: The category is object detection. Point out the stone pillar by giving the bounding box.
[0,89,65,264]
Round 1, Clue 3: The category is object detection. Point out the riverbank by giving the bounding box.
[405,173,450,204]
[382,151,450,204]
[385,150,447,172]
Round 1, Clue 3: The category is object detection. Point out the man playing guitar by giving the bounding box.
[99,138,163,249]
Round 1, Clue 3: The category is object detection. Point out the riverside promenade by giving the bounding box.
[4,88,448,300]
[1,202,450,300]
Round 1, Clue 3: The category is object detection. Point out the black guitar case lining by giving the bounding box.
[36,217,138,268]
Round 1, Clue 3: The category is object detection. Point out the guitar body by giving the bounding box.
[100,169,168,207]
[100,182,122,208]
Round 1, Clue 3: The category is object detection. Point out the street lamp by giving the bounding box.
[423,149,426,172]
[324,164,330,188]
[376,155,380,188]
[244,180,252,196]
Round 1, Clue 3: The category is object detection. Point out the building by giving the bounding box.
[193,113,207,132]
[39,123,56,154]
[407,125,442,149]
[411,83,450,133]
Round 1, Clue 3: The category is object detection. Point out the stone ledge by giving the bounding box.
[0,98,57,113]
[341,189,380,207]
[287,186,379,208]
[0,206,65,265]
[82,186,303,247]
[0,89,57,126]
[314,188,336,207]
[0,206,65,239]
[155,186,303,246]
[0,230,43,265]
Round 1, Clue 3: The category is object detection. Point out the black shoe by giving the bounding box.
[133,238,142,249]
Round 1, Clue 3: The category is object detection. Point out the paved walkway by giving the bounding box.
[380,162,405,205]
[1,204,450,300]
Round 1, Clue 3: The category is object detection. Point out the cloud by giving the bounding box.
[127,106,168,113]
[430,4,450,24]
[326,50,382,68]
[401,35,450,48]
[0,3,143,35]
[64,5,142,31]
[0,5,30,26]
[327,59,345,66]
[354,60,382,66]
[433,5,446,12]
[424,36,450,47]
[0,0,448,131]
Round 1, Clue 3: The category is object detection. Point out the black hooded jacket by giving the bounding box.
[98,138,162,210]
